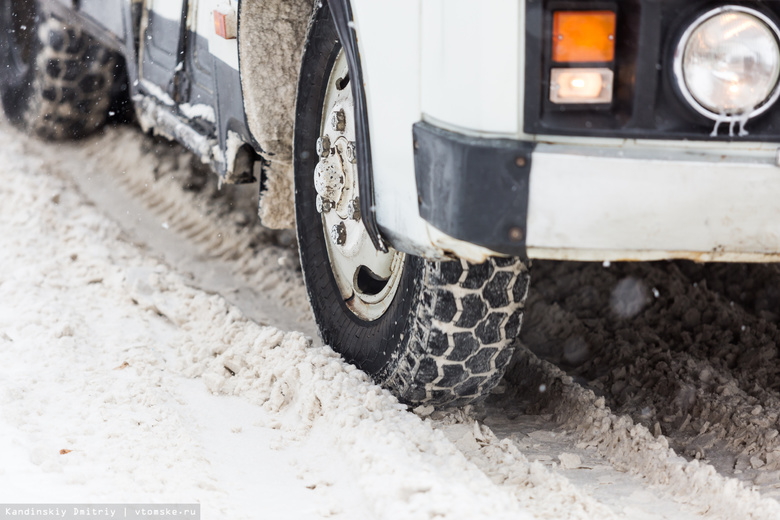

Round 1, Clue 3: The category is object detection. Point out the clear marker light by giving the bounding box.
[550,68,614,104]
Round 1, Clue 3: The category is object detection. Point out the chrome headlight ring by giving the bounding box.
[673,5,780,123]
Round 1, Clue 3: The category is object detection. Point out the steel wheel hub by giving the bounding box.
[316,51,405,321]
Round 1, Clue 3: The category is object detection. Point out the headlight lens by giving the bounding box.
[676,7,780,120]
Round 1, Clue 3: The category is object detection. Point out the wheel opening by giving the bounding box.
[336,73,350,91]
[356,265,389,296]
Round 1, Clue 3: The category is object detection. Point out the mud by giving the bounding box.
[519,260,780,495]
[238,0,314,230]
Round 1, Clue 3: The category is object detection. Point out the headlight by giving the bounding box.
[674,6,780,121]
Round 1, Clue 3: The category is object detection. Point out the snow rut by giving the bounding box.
[521,260,780,500]
[90,131,302,301]
[2,122,527,520]
[499,350,780,519]
[30,126,315,336]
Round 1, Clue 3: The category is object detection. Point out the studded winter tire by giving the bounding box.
[294,5,531,407]
[0,2,119,139]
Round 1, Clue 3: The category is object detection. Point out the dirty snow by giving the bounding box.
[179,103,216,124]
[0,124,529,519]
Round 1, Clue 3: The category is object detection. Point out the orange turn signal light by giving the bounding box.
[552,11,616,63]
[214,7,237,40]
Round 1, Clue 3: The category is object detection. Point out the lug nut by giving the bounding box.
[331,109,346,133]
[347,197,361,221]
[331,222,347,245]
[316,135,331,158]
[346,141,357,163]
[316,195,333,214]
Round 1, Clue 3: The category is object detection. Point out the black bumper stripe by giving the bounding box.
[413,122,534,257]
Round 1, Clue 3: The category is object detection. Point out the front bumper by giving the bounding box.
[414,122,780,262]
[413,122,534,257]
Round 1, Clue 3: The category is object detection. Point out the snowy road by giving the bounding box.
[2,121,780,519]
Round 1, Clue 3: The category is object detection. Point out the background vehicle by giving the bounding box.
[3,0,780,407]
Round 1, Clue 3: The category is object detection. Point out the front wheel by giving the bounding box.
[293,6,530,407]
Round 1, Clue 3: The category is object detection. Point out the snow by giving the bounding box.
[0,124,527,519]
[5,120,780,519]
[139,79,175,106]
[179,103,216,124]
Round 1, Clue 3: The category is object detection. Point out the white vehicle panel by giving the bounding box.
[147,0,183,22]
[420,0,519,136]
[353,0,780,263]
[192,0,239,70]
[526,148,780,259]
[352,0,532,259]
[350,0,433,252]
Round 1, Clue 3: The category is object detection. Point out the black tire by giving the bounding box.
[0,2,118,139]
[293,5,531,407]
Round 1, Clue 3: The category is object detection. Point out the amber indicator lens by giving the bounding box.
[553,11,616,63]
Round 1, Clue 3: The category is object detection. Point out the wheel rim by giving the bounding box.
[1,2,36,76]
[314,50,405,322]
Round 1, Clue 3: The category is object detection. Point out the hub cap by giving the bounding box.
[315,51,405,321]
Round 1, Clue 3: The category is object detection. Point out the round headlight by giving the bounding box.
[674,6,780,121]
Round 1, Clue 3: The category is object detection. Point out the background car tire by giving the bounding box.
[293,4,531,407]
[0,2,119,140]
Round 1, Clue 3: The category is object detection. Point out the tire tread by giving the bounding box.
[385,258,530,406]
[3,12,117,140]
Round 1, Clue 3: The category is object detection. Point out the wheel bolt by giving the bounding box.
[346,141,357,163]
[331,222,347,245]
[331,109,346,133]
[316,195,333,214]
[347,197,361,221]
[316,135,331,158]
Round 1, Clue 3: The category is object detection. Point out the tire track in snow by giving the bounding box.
[521,260,780,498]
[2,122,528,520]
[32,127,316,339]
[499,350,780,519]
